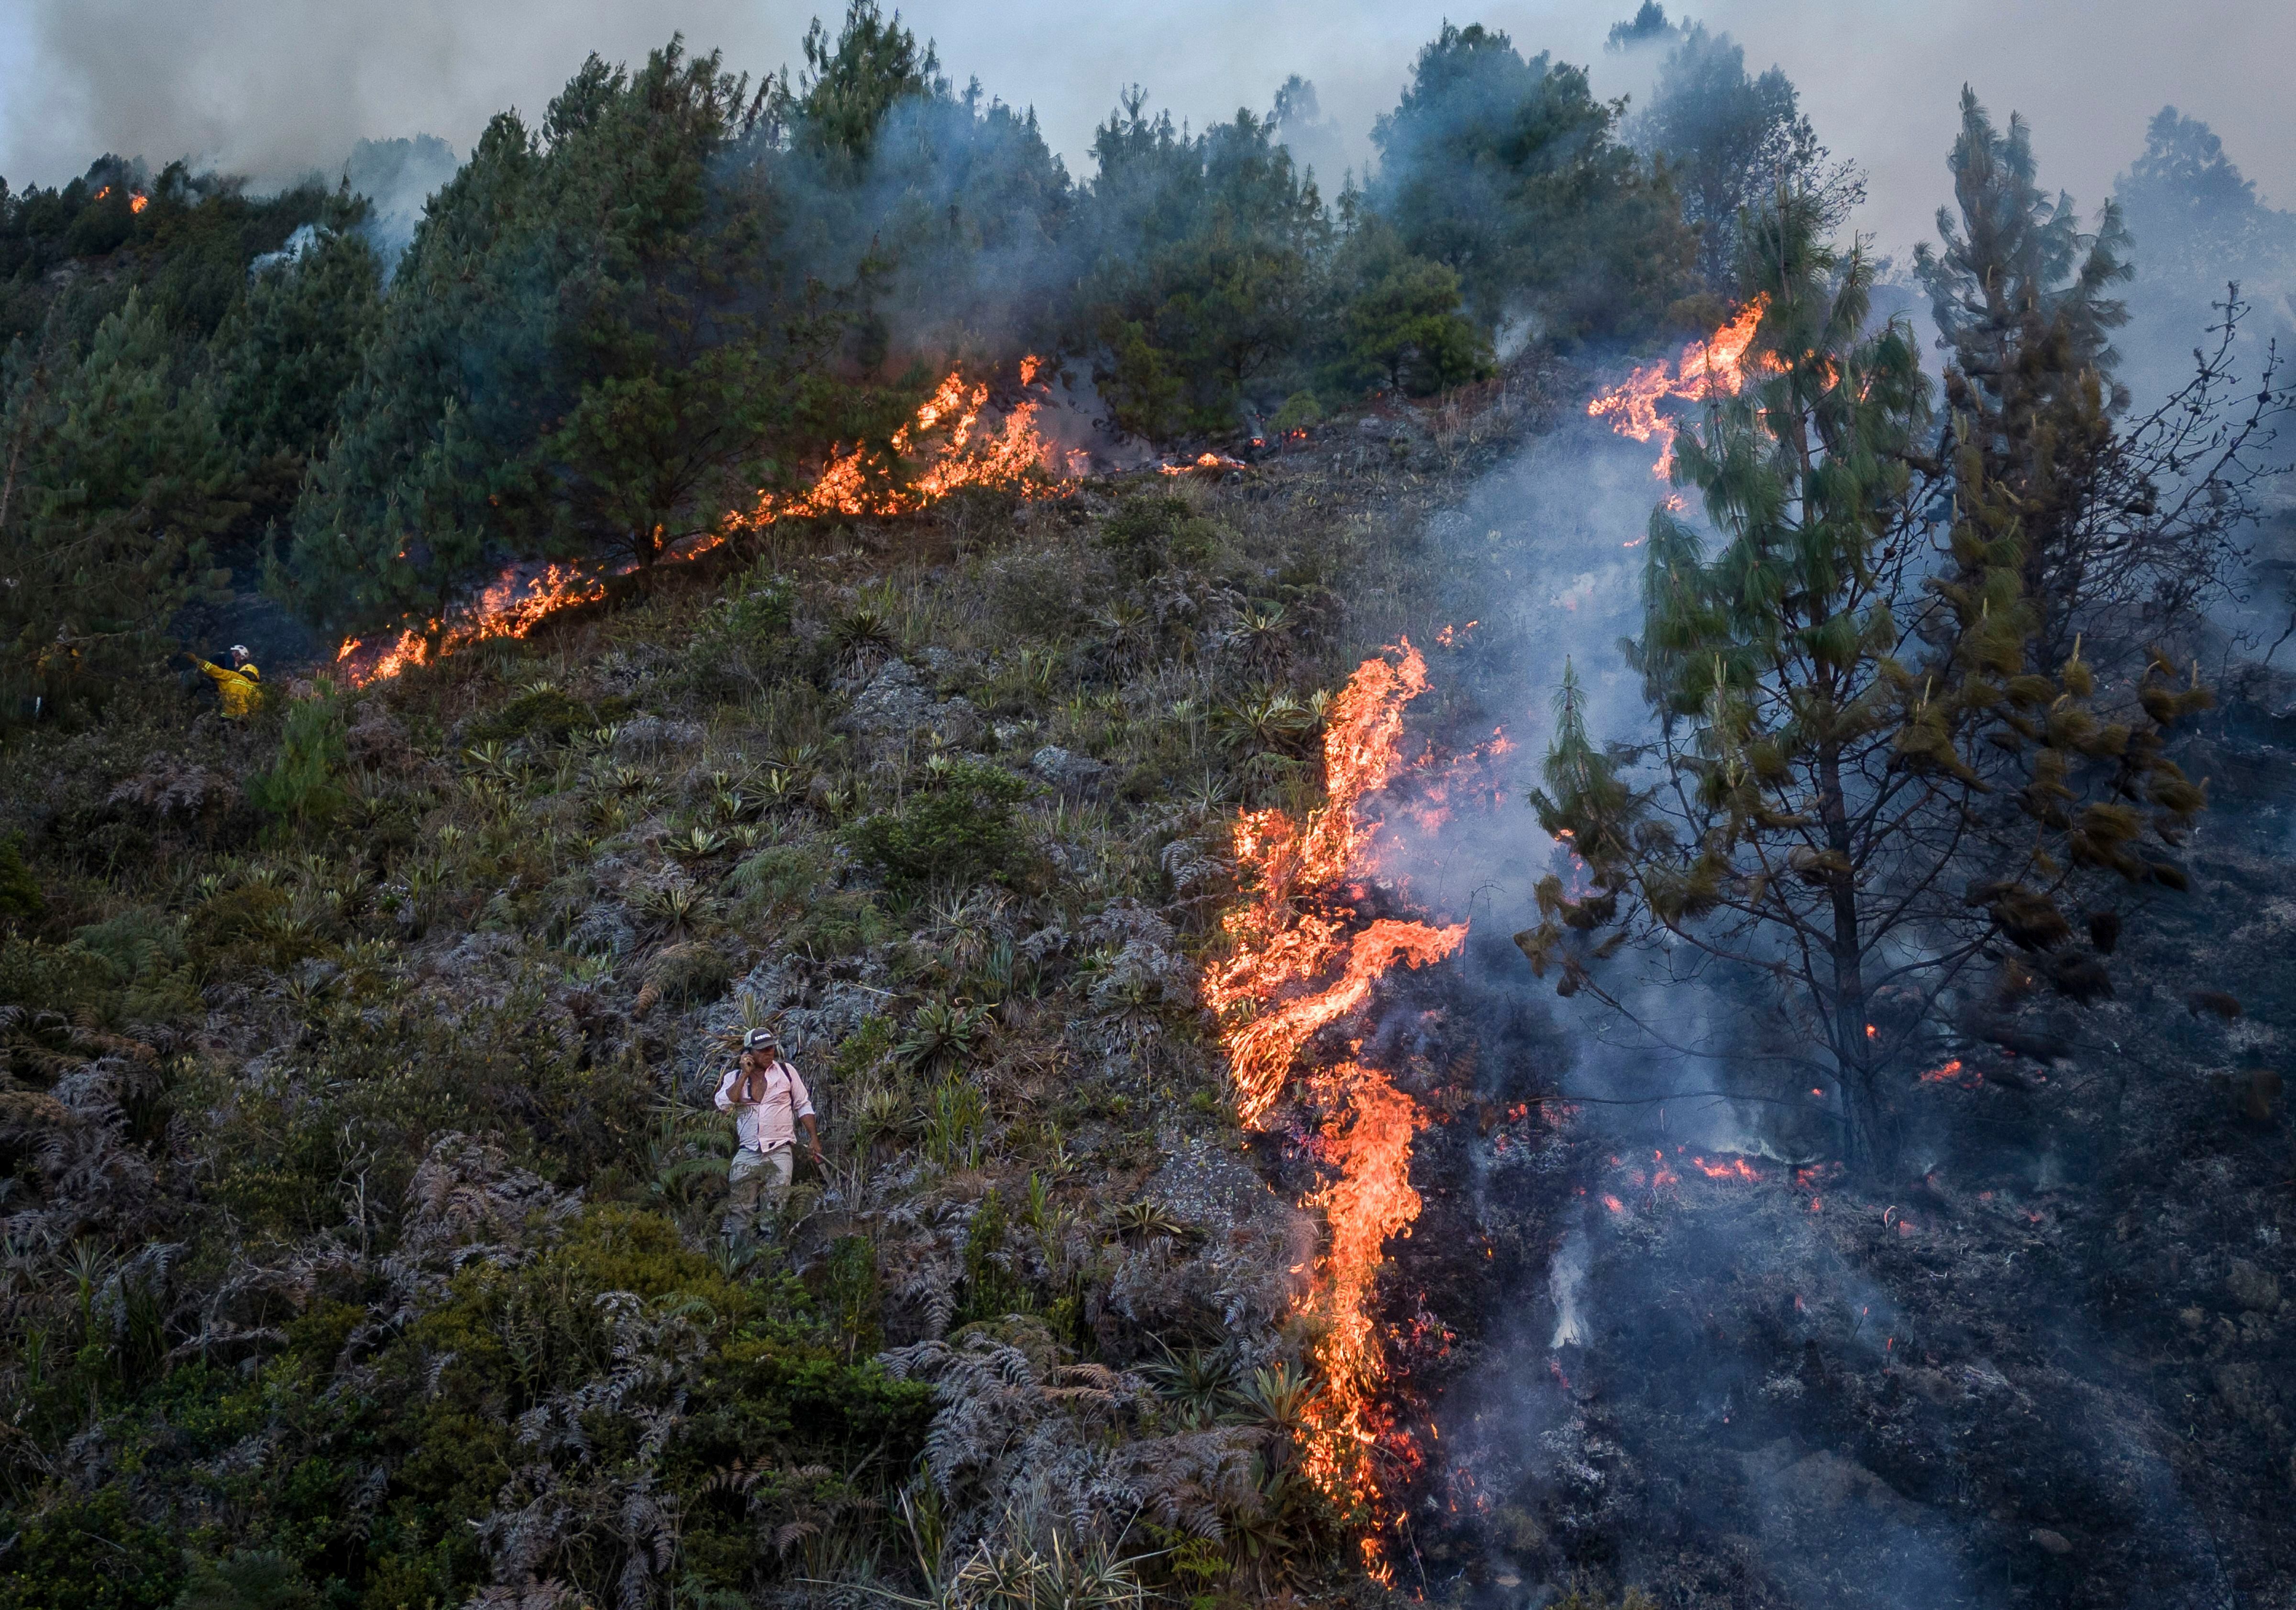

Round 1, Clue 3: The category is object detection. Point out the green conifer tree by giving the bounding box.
[283,42,812,638]
[1519,192,2210,1176]
[1914,89,2131,661]
[0,294,237,721]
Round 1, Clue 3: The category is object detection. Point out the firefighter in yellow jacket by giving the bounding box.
[189,645,264,718]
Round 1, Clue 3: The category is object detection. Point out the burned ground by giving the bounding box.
[1329,695,2296,1607]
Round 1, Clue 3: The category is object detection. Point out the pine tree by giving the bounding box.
[211,194,384,468]
[0,294,237,722]
[1914,89,2130,661]
[1519,191,2211,1176]
[1325,213,1492,396]
[1633,24,1864,292]
[1921,91,2290,662]
[283,42,811,636]
[785,0,947,167]
[1370,22,1696,339]
[1073,95,1330,435]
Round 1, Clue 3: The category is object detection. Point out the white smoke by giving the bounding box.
[4,0,2293,274]
[1548,1227,1590,1348]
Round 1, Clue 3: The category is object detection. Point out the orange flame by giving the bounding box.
[1295,1057,1424,1566]
[335,563,608,687]
[130,193,148,214]
[744,368,1065,523]
[1587,298,1768,478]
[1201,641,1465,1576]
[1157,450,1247,476]
[337,363,1070,685]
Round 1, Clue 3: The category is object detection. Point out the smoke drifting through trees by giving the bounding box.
[2,4,2295,1604]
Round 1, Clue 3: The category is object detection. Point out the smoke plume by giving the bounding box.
[6,0,2293,270]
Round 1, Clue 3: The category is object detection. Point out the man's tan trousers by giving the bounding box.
[723,1143,794,1239]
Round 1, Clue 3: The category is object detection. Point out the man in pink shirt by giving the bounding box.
[715,1026,822,1242]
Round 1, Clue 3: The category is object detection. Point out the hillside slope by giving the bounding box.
[0,381,1545,1610]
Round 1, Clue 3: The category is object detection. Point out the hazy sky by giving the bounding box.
[2,0,2290,259]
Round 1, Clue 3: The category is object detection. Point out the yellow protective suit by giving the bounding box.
[195,659,264,718]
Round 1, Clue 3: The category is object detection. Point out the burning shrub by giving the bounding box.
[843,760,1034,891]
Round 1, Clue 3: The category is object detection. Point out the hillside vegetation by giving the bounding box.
[6,3,2295,1606]
[0,397,1536,1610]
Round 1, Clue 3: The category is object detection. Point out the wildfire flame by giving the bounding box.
[743,368,1068,524]
[1200,640,1466,1576]
[1587,298,1767,478]
[335,363,1071,686]
[1158,451,1247,476]
[1921,1058,1981,1089]
[336,563,607,686]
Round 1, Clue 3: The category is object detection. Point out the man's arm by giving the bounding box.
[787,1066,823,1159]
[712,1066,739,1111]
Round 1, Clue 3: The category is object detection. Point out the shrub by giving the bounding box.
[0,831,41,921]
[685,570,797,694]
[1097,495,1222,579]
[783,889,890,958]
[246,684,347,827]
[727,842,829,915]
[982,547,1091,639]
[185,884,291,959]
[172,1552,315,1610]
[843,761,1032,889]
[641,938,737,1008]
[68,907,186,984]
[462,684,622,746]
[1269,390,1323,433]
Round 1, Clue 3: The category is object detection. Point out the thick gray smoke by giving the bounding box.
[5,0,2293,266]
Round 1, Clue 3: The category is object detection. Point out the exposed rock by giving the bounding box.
[2229,1257,2282,1312]
[1029,744,1106,795]
[613,715,702,757]
[836,659,982,749]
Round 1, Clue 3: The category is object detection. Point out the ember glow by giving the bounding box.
[1200,641,1466,1574]
[1921,1058,1983,1089]
[335,363,1071,685]
[1158,450,1247,476]
[1587,298,1768,477]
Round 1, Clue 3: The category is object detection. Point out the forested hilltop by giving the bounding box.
[4,4,2296,1608]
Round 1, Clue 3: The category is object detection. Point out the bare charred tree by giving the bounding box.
[1518,191,2213,1177]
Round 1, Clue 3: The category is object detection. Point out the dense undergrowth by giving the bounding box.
[0,395,1543,1610]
